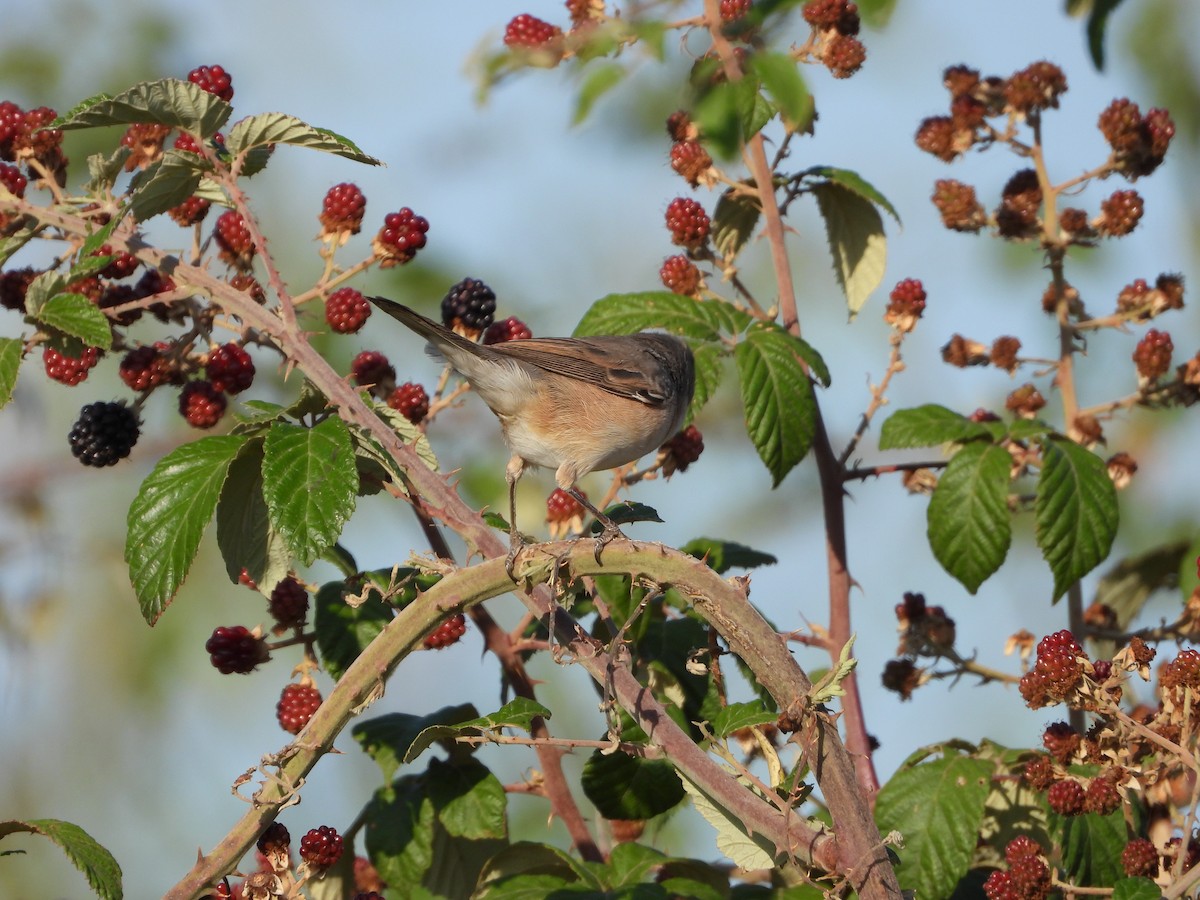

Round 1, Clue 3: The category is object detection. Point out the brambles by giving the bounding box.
[664,197,710,248]
[68,401,140,467]
[372,207,429,267]
[387,382,429,424]
[441,276,496,337]
[659,254,702,296]
[277,682,322,734]
[658,425,704,476]
[325,287,372,334]
[423,613,467,649]
[178,380,227,428]
[319,182,366,239]
[299,826,343,869]
[205,343,255,394]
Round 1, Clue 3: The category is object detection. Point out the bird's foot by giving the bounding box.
[591,519,626,566]
[505,531,526,580]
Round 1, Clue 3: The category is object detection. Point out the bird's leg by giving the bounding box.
[504,455,525,580]
[568,487,626,565]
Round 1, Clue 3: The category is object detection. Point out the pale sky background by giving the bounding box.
[0,0,1198,895]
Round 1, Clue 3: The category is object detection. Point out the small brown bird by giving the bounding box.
[368,296,695,574]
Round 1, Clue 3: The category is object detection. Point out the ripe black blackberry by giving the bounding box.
[441,277,496,337]
[98,284,141,327]
[424,613,467,649]
[664,197,710,249]
[68,401,140,467]
[299,826,344,869]
[44,345,100,386]
[187,64,234,101]
[179,381,227,429]
[387,382,429,424]
[0,266,37,311]
[205,625,269,674]
[372,208,429,268]
[256,822,290,856]
[483,316,532,345]
[277,682,322,733]
[319,183,366,238]
[268,577,309,632]
[325,287,371,334]
[659,425,704,476]
[206,342,255,394]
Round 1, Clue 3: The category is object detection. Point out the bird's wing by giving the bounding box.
[492,337,667,405]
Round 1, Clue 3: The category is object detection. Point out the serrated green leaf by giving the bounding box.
[34,293,112,349]
[0,819,123,900]
[262,418,358,566]
[85,147,133,195]
[1006,418,1054,441]
[353,705,480,783]
[364,778,436,890]
[1036,437,1118,600]
[875,753,992,900]
[1112,877,1166,900]
[78,212,124,259]
[1057,806,1127,886]
[590,501,662,531]
[314,580,395,681]
[575,292,746,342]
[678,774,777,870]
[735,324,818,487]
[405,699,551,763]
[225,113,381,164]
[581,751,686,820]
[748,53,811,130]
[692,78,741,160]
[57,78,231,137]
[427,757,508,841]
[879,404,993,450]
[812,180,887,319]
[681,538,777,574]
[370,405,439,473]
[1093,541,1186,643]
[689,341,725,420]
[927,442,1012,594]
[0,338,24,410]
[711,701,776,738]
[23,270,71,316]
[126,436,246,623]
[736,75,774,141]
[711,187,761,259]
[215,441,292,594]
[805,165,900,225]
[0,221,38,266]
[573,62,625,125]
[129,151,206,222]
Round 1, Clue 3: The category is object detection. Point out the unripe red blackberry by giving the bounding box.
[0,160,27,197]
[387,382,429,424]
[1022,754,1055,791]
[239,568,258,591]
[996,168,1041,238]
[44,345,100,386]
[351,350,396,393]
[884,278,926,333]
[660,255,702,296]
[168,195,210,227]
[214,210,255,268]
[1098,98,1143,153]
[1041,721,1079,764]
[982,870,1018,900]
[372,208,429,268]
[68,401,140,467]
[12,106,64,170]
[1084,776,1121,815]
[1004,835,1041,863]
[179,380,227,429]
[990,336,1020,373]
[325,287,372,334]
[187,64,234,102]
[483,316,533,344]
[670,141,714,187]
[1003,61,1067,115]
[0,101,24,159]
[1046,779,1086,816]
[659,424,704,476]
[1008,854,1050,899]
[229,273,267,304]
[424,613,467,649]
[256,822,291,857]
[0,266,37,311]
[205,625,269,674]
[119,122,170,171]
[91,244,139,280]
[206,342,255,394]
[1144,107,1175,158]
[503,14,563,49]
[914,117,960,162]
[1132,328,1172,381]
[802,0,860,34]
[353,857,386,894]
[941,334,989,368]
[1116,278,1151,314]
[1005,383,1045,418]
[547,487,585,527]
[1122,838,1159,877]
[949,94,986,131]
[665,197,710,249]
[441,277,497,336]
[268,577,309,632]
[299,826,344,870]
[1097,189,1143,237]
[880,658,921,700]
[931,179,985,232]
[319,182,366,239]
[1156,273,1185,310]
[1059,207,1092,237]
[1090,658,1113,682]
[173,132,204,155]
[277,682,322,734]
[720,0,752,20]
[823,34,866,79]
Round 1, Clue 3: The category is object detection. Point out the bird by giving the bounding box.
[367,296,696,576]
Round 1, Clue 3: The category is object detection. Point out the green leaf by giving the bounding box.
[580,751,686,820]
[1007,418,1053,441]
[368,405,439,474]
[215,440,292,594]
[1092,541,1187,645]
[85,147,133,196]
[427,757,508,841]
[711,701,776,738]
[475,842,589,895]
[0,337,23,411]
[692,78,741,160]
[711,187,761,259]
[735,323,818,487]
[1085,0,1128,70]
[126,435,247,624]
[689,341,725,420]
[353,705,480,784]
[23,270,71,316]
[1180,533,1200,602]
[0,221,38,267]
[78,211,124,259]
[575,291,751,342]
[680,538,777,574]
[314,580,394,681]
[927,442,1012,594]
[805,165,901,225]
[748,53,811,130]
[874,752,992,900]
[225,113,381,164]
[879,404,995,450]
[605,843,669,888]
[0,819,122,900]
[404,698,551,763]
[56,79,231,138]
[678,774,777,871]
[128,151,205,222]
[812,180,888,319]
[262,418,358,566]
[1035,437,1118,600]
[1057,807,1128,886]
[34,293,112,349]
[573,62,626,125]
[1112,878,1167,900]
[364,778,436,890]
